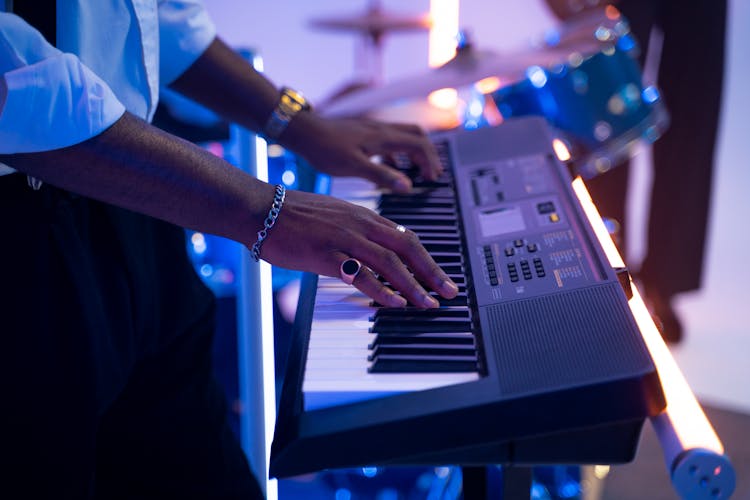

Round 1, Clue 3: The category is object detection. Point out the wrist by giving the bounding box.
[262,87,312,142]
[250,184,287,262]
[273,109,332,163]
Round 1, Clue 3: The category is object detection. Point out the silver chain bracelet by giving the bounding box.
[251,184,286,262]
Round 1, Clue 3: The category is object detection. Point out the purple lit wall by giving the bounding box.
[203,1,557,102]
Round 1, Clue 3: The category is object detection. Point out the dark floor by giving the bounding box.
[600,404,749,500]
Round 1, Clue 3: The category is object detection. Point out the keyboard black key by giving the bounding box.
[372,307,470,319]
[380,206,457,216]
[368,344,476,361]
[385,214,458,225]
[368,354,477,373]
[421,242,462,253]
[378,199,456,209]
[370,317,473,334]
[370,292,469,308]
[397,224,459,233]
[368,333,475,349]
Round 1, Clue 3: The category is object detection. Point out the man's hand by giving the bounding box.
[284,115,444,194]
[260,189,458,308]
[169,38,443,192]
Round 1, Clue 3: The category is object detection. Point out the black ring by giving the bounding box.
[340,258,362,285]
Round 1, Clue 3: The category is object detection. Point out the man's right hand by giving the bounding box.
[258,189,459,308]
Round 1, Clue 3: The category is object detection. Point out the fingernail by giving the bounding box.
[422,294,440,308]
[440,279,459,297]
[391,294,408,307]
[392,176,412,193]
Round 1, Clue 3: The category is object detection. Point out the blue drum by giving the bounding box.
[489,29,668,179]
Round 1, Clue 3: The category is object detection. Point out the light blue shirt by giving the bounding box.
[0,0,217,174]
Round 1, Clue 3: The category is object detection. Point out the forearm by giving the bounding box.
[168,37,338,161]
[168,37,279,136]
[0,112,275,245]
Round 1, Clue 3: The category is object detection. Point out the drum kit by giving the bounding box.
[311,4,669,180]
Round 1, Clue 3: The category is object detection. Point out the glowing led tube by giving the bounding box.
[572,177,735,500]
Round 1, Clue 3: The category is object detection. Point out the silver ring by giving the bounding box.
[339,258,362,285]
[395,224,406,233]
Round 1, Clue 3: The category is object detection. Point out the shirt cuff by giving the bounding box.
[0,53,126,154]
[158,0,217,86]
[0,162,15,175]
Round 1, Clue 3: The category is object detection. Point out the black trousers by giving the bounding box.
[585,0,726,297]
[0,174,262,499]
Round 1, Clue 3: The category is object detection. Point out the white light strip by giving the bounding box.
[572,177,624,267]
[552,138,571,162]
[572,177,736,498]
[234,50,277,499]
[428,0,459,68]
[254,136,278,499]
[252,52,277,498]
[572,177,723,452]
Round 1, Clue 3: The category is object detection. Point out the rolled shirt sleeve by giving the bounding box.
[0,13,126,154]
[158,0,217,86]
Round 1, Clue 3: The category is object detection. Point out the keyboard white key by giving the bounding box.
[303,273,479,411]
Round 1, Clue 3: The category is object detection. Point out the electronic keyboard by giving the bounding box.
[270,117,665,478]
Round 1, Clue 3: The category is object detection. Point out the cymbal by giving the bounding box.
[363,99,463,132]
[309,6,431,38]
[321,42,600,118]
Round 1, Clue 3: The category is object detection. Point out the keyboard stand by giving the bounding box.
[462,465,532,500]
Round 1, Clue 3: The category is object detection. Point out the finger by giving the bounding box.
[352,264,409,308]
[349,240,441,308]
[378,130,444,182]
[354,152,413,193]
[332,251,408,308]
[407,139,444,182]
[368,222,459,299]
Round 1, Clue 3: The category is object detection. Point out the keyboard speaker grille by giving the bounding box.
[482,282,652,395]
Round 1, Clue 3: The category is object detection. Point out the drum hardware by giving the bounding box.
[490,33,669,179]
[320,42,588,119]
[320,7,667,181]
[309,0,430,91]
[320,7,622,119]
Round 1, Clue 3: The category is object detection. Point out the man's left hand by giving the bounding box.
[287,116,444,193]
